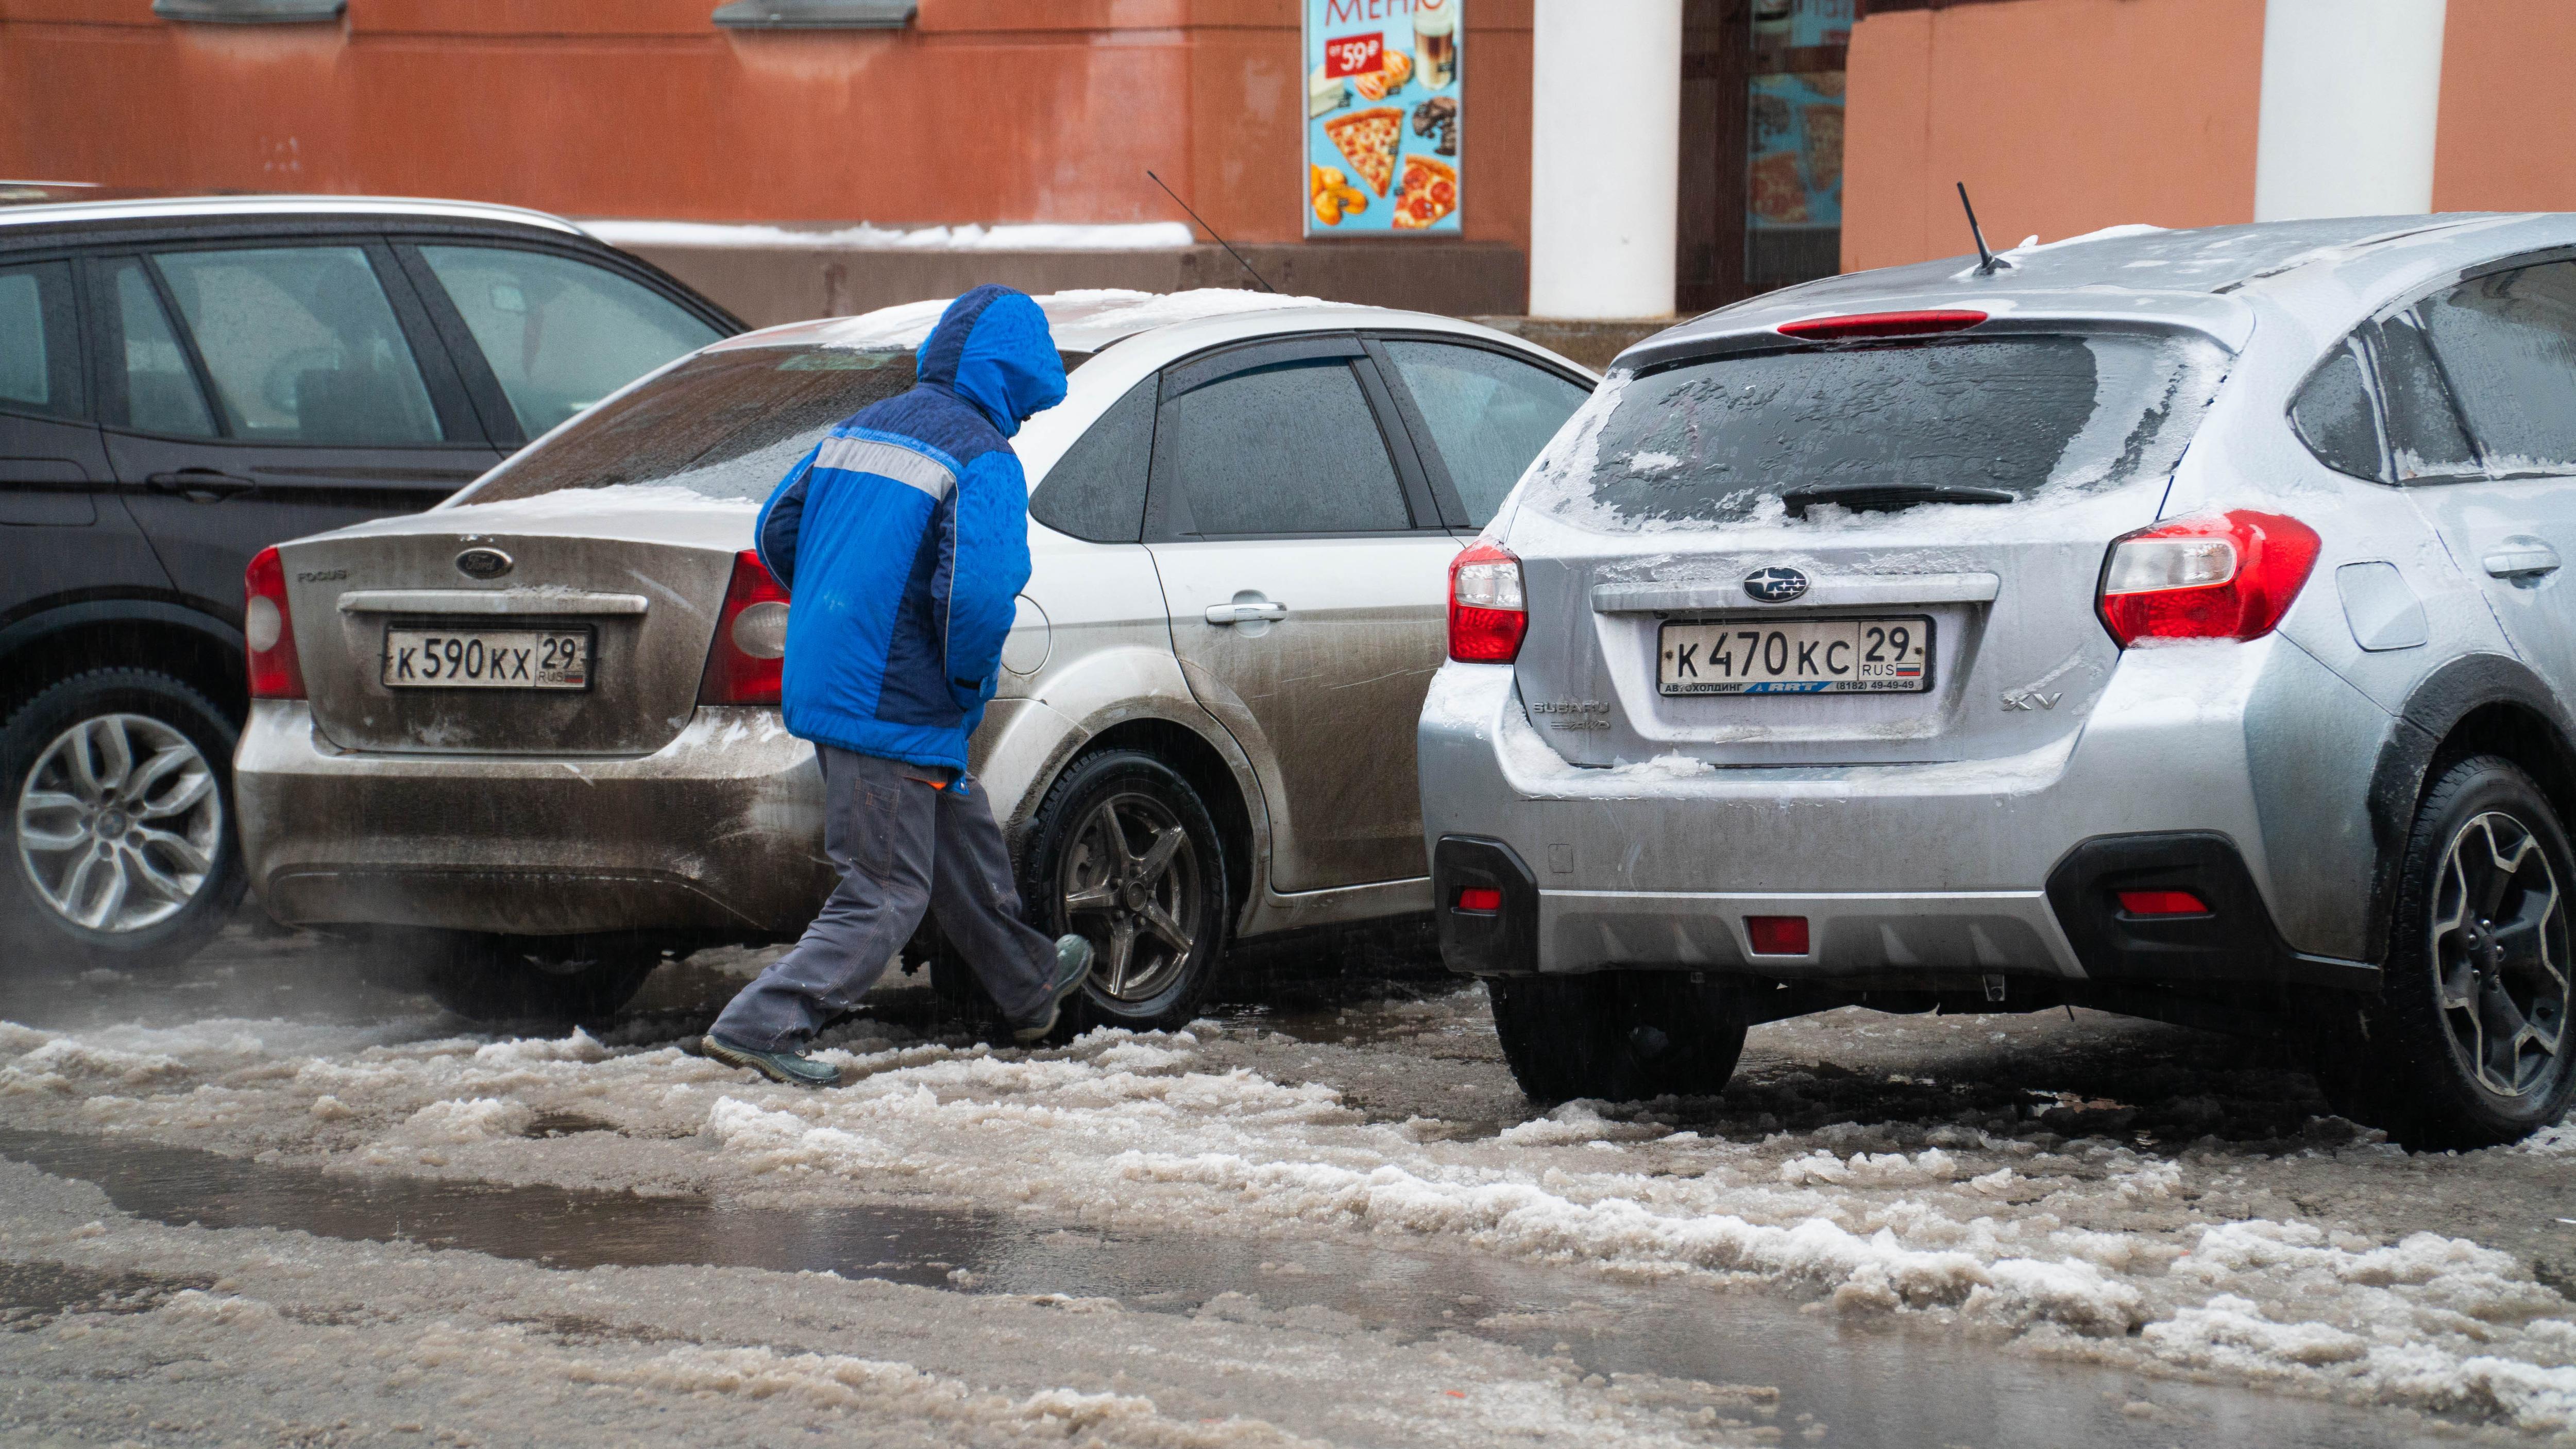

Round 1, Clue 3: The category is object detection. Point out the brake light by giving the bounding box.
[1449,540,1526,662]
[1455,887,1503,914]
[2097,510,2320,647]
[2117,889,2211,917]
[244,546,304,700]
[1776,310,1987,342]
[700,550,790,705]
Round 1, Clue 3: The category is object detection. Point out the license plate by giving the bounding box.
[383,626,592,690]
[1658,617,1932,695]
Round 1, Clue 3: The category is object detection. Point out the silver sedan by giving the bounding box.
[235,291,1593,1027]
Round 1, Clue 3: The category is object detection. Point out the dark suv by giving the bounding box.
[0,196,740,970]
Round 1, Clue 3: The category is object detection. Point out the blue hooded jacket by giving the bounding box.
[753,286,1068,776]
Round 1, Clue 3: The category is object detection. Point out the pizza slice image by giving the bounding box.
[1392,154,1457,230]
[1324,106,1404,196]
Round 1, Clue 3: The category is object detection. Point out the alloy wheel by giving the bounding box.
[2428,811,2571,1099]
[15,713,223,935]
[1057,790,1203,1003]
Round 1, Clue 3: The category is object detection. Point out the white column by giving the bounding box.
[1528,0,1682,319]
[2254,0,2448,221]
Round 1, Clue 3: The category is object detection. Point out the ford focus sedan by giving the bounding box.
[1421,216,2576,1149]
[235,290,1593,1027]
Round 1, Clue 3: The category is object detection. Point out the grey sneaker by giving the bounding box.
[1012,934,1096,1044]
[701,1033,843,1088]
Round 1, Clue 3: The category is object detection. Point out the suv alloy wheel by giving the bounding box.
[2318,755,2576,1147]
[0,670,246,971]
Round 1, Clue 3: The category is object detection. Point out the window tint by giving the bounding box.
[1032,377,1155,542]
[2417,262,2576,474]
[419,246,721,438]
[1555,333,2221,527]
[2290,339,2384,481]
[456,346,919,505]
[0,262,82,421]
[2372,314,2482,482]
[1157,359,1410,535]
[102,259,216,438]
[1381,340,1590,527]
[152,247,444,446]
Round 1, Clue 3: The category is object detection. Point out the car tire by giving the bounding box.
[0,669,246,973]
[411,930,659,1028]
[1487,971,1750,1105]
[2317,755,2576,1149]
[999,748,1232,1033]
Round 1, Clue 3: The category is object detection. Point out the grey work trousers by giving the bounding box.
[710,745,1055,1051]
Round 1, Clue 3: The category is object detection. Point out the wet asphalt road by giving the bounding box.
[0,917,2562,1446]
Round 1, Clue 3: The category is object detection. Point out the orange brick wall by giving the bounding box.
[2432,0,2576,213]
[0,0,1533,248]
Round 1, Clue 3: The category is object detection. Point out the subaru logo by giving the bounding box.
[1743,566,1809,603]
[455,547,514,581]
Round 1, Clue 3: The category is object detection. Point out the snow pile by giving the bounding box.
[398,1098,536,1145]
[584,219,1199,252]
[7,1012,2575,1431]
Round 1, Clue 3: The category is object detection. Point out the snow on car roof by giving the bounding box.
[717,287,1358,356]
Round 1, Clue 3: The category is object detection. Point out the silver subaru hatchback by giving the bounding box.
[1420,215,2576,1148]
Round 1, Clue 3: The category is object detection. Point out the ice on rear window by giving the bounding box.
[1519,332,2228,532]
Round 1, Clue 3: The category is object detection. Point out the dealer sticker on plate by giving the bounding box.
[1658,617,1931,695]
[384,627,592,690]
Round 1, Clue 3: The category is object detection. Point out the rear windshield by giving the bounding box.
[452,345,1090,505]
[1533,332,2226,529]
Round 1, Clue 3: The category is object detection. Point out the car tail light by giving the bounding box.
[2117,889,2210,917]
[1454,887,1502,914]
[2097,510,2320,647]
[244,546,304,700]
[1776,310,1987,342]
[700,550,790,705]
[1449,540,1526,663]
[1746,915,1810,955]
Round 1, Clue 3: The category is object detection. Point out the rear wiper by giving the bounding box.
[1780,483,2016,518]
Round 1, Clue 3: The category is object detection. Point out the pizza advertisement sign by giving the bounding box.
[1304,0,1461,237]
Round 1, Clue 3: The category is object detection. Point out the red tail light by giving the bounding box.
[1455,887,1503,914]
[2098,510,2319,647]
[2117,889,2211,917]
[244,546,304,700]
[700,551,790,705]
[1746,915,1810,956]
[1776,310,1987,342]
[1449,540,1526,663]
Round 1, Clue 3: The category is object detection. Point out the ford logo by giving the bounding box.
[455,547,514,581]
[1743,566,1809,603]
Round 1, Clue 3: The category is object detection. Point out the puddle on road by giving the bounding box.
[0,1129,2439,1449]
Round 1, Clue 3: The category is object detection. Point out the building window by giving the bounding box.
[1745,0,1850,288]
[710,0,916,28]
[152,0,344,21]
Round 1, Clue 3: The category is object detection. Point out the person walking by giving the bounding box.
[701,285,1094,1087]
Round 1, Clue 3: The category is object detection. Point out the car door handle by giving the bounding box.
[2484,544,2561,579]
[144,470,258,503]
[1205,601,1289,625]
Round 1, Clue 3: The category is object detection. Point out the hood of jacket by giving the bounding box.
[914,285,1068,438]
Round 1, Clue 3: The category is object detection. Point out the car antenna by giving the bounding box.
[1147,169,1281,294]
[1957,182,2011,275]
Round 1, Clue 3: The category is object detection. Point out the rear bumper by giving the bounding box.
[235,701,829,936]
[1419,642,2381,991]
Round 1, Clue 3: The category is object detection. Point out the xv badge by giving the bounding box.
[2000,691,2061,712]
